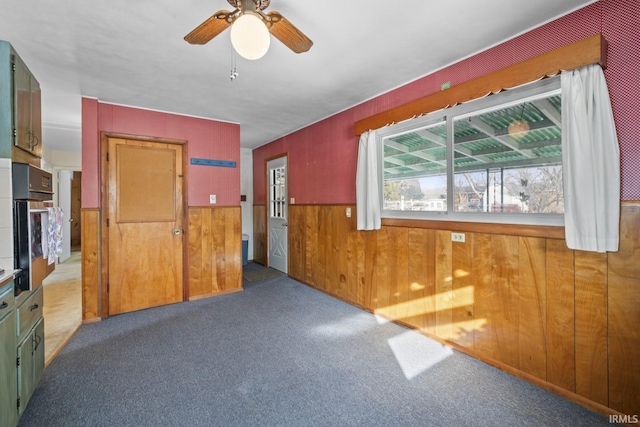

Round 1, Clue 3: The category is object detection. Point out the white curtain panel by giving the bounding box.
[561,64,620,252]
[356,130,381,230]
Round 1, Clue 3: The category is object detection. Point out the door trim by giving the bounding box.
[264,153,288,270]
[99,132,188,317]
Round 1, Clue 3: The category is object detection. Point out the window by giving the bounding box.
[379,77,563,226]
[383,118,448,212]
[269,165,286,219]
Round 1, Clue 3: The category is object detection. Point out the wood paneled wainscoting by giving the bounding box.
[81,206,243,319]
[253,205,267,266]
[187,206,243,300]
[254,202,640,418]
[81,209,101,321]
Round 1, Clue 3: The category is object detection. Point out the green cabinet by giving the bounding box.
[15,285,44,416]
[0,281,18,427]
[0,40,42,160]
[0,41,13,159]
[17,317,44,415]
[12,50,42,159]
[0,280,44,426]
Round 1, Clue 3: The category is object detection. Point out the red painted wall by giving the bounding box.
[82,98,240,208]
[253,0,640,204]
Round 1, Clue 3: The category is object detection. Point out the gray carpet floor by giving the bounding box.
[243,268,285,282]
[18,268,614,426]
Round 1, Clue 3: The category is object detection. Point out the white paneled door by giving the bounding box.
[267,156,288,273]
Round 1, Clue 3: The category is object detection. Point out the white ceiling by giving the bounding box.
[0,0,595,152]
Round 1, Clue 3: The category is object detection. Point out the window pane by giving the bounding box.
[383,121,447,212]
[453,94,563,214]
[269,165,287,219]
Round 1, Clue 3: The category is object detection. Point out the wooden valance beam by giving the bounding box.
[354,33,607,136]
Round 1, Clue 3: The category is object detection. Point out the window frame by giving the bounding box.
[269,164,287,220]
[377,76,563,227]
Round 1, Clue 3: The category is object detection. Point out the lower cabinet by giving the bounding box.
[0,281,44,426]
[1,279,18,427]
[0,309,18,427]
[17,317,44,415]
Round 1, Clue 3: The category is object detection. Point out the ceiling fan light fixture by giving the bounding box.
[230,13,270,60]
[508,119,530,138]
[508,103,530,139]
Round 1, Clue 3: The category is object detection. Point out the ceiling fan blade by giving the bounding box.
[267,11,313,53]
[184,10,235,45]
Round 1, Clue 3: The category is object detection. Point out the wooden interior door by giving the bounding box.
[107,137,184,315]
[70,171,82,248]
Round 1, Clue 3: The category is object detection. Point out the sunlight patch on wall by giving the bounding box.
[375,285,476,320]
[410,282,424,291]
[454,269,470,278]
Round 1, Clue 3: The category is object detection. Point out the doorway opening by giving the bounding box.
[43,169,82,366]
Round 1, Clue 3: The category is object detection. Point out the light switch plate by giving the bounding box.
[209,194,216,204]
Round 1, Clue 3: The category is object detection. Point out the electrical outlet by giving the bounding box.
[346,207,352,218]
[209,194,216,204]
[451,232,465,243]
[290,197,295,204]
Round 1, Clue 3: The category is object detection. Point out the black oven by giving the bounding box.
[12,163,54,295]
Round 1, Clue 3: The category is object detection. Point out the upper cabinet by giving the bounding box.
[0,41,42,164]
[0,42,13,159]
[12,48,41,159]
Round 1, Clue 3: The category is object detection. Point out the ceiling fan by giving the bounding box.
[184,0,313,59]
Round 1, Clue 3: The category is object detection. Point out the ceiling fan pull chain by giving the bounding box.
[230,42,239,81]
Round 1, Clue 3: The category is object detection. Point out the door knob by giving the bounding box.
[172,228,181,235]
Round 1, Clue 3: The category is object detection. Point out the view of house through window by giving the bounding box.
[383,120,448,212]
[381,78,563,224]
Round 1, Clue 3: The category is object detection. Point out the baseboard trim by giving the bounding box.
[188,288,243,301]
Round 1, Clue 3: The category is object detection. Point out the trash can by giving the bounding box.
[242,234,249,266]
